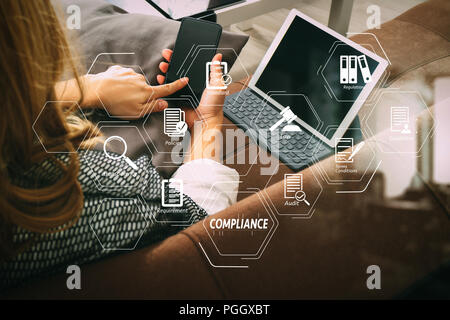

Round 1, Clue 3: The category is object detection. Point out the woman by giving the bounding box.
[0,0,238,289]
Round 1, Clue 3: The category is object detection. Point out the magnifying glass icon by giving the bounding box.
[103,136,138,170]
[295,190,310,206]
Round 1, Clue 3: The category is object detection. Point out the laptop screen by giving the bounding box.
[255,16,379,140]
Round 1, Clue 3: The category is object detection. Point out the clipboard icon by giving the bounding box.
[161,179,183,207]
[164,108,186,137]
[206,61,232,90]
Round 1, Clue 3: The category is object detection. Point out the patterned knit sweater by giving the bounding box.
[0,149,207,290]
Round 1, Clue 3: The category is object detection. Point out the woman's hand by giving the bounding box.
[79,66,189,119]
[157,49,225,128]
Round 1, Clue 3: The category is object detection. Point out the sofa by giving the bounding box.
[3,0,450,299]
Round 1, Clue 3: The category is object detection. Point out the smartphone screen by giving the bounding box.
[165,18,222,103]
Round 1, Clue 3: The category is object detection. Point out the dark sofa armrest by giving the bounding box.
[4,141,449,299]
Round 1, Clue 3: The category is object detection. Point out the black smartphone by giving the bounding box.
[165,17,222,103]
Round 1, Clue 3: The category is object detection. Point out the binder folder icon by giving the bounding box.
[340,55,348,84]
[357,55,372,83]
[339,54,372,85]
[349,55,358,84]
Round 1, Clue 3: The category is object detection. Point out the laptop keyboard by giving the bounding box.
[224,89,332,171]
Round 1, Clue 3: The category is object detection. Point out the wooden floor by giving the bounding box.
[228,0,425,80]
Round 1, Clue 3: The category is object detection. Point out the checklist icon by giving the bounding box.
[161,179,183,207]
[284,174,310,206]
[284,174,303,199]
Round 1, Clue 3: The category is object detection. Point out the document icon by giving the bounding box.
[284,174,303,199]
[391,106,411,134]
[161,179,183,207]
[335,138,354,163]
[164,108,186,137]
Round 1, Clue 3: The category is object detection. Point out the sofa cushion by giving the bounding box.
[350,0,450,86]
[57,0,249,82]
[396,0,450,41]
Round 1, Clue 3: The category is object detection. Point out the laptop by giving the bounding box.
[224,9,388,171]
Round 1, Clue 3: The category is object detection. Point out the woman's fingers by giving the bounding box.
[213,53,222,62]
[156,74,165,85]
[151,77,189,99]
[140,99,168,116]
[211,53,223,73]
[162,49,173,62]
[107,65,137,75]
[154,99,168,112]
[143,99,168,114]
[157,50,172,85]
[108,65,122,71]
[208,53,224,87]
[159,61,169,73]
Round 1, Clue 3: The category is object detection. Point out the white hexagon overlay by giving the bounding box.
[89,197,150,251]
[83,124,153,192]
[364,90,434,155]
[175,46,250,107]
[33,101,90,154]
[265,165,323,218]
[200,189,279,262]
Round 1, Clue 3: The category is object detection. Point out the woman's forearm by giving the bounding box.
[54,75,99,109]
[187,119,223,163]
[173,117,239,215]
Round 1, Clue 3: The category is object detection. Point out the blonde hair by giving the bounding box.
[0,0,101,258]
